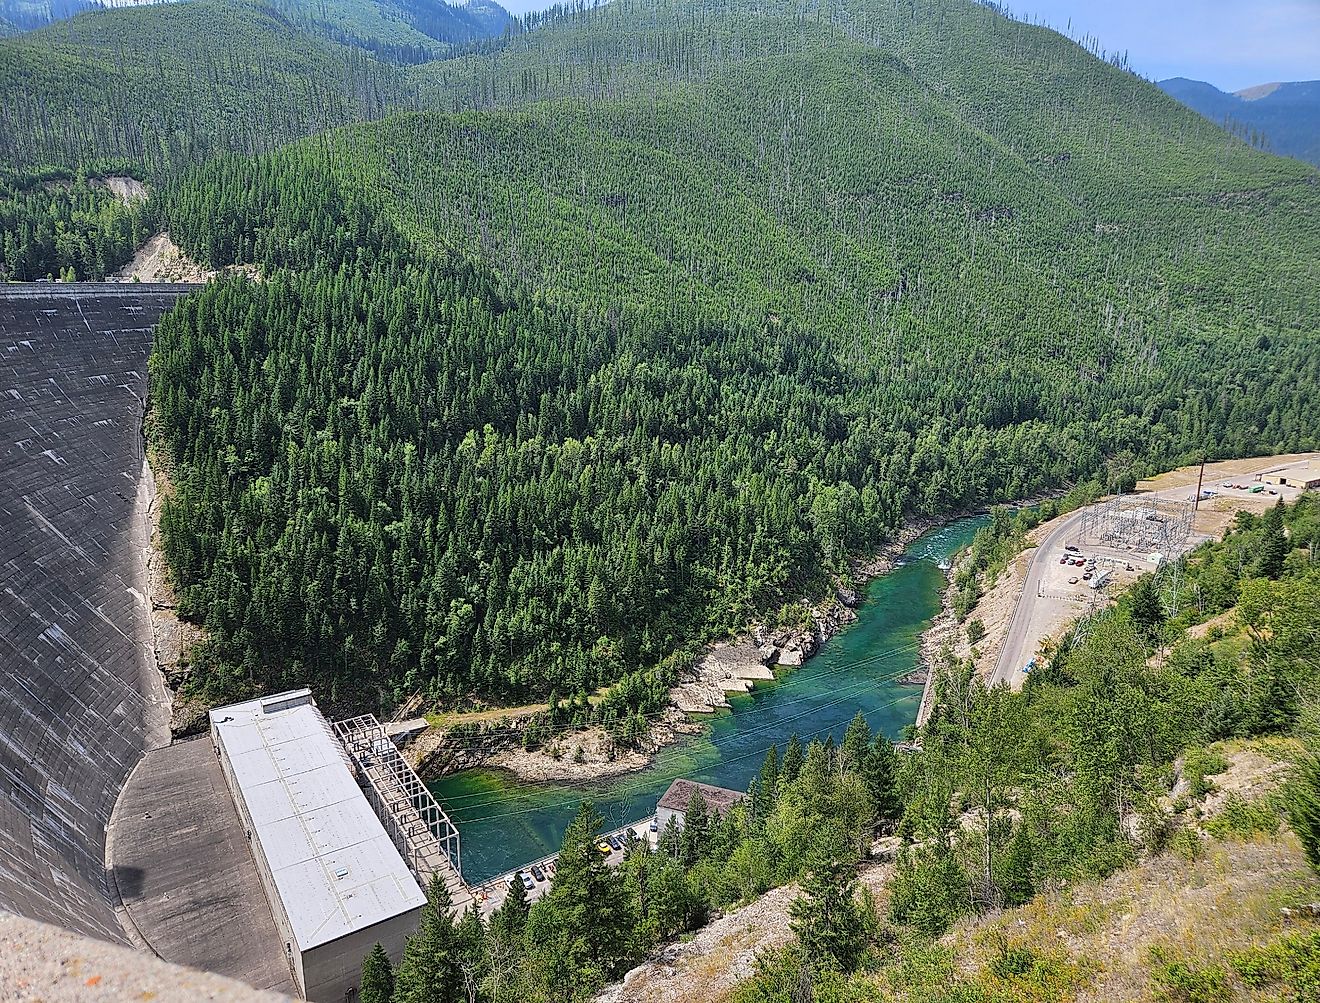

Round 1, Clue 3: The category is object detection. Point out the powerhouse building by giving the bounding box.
[210,690,426,1002]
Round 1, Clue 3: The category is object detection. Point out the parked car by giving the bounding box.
[607,835,622,850]
[1065,545,1079,553]
[531,865,546,882]
[595,840,612,856]
[1059,556,1069,564]
[649,818,658,833]
[1068,576,1079,584]
[520,872,535,891]
[1082,571,1093,580]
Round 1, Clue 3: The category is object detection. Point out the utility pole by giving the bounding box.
[1193,456,1206,510]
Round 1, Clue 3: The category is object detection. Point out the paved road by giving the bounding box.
[988,507,1090,687]
[990,464,1301,687]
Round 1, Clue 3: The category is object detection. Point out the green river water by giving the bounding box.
[429,516,985,883]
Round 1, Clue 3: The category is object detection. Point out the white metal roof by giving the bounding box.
[209,690,426,952]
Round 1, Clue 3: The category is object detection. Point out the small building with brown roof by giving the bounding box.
[1264,462,1320,490]
[655,779,746,833]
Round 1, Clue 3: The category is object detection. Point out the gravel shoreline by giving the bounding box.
[414,518,953,785]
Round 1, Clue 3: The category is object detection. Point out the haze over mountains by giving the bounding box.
[0,0,513,50]
[1160,77,1320,166]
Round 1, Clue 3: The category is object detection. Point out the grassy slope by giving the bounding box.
[859,741,1316,1003]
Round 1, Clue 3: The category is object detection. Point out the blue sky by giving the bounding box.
[495,0,1320,92]
[1013,0,1320,91]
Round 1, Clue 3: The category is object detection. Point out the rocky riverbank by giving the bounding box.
[411,519,946,785]
[411,703,706,784]
[916,555,962,726]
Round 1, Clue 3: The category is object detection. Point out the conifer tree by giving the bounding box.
[788,826,866,973]
[680,789,710,866]
[782,735,805,784]
[1288,753,1320,873]
[392,874,459,1003]
[490,872,529,944]
[755,744,781,821]
[524,800,630,986]
[359,943,394,1003]
[1256,501,1289,580]
[841,711,872,773]
[996,822,1035,907]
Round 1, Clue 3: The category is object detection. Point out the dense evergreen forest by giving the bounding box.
[1,0,1316,714]
[142,0,1320,711]
[359,497,1320,1002]
[0,0,414,173]
[0,167,150,279]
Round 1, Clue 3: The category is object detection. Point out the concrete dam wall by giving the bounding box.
[0,285,191,941]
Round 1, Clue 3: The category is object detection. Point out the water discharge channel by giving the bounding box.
[429,516,985,883]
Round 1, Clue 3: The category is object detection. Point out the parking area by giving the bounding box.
[1037,543,1143,604]
[473,819,655,917]
[989,454,1319,688]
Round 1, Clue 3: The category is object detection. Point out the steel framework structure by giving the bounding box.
[334,715,468,903]
[1079,494,1194,555]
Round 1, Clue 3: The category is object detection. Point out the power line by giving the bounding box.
[451,684,924,831]
[434,656,931,816]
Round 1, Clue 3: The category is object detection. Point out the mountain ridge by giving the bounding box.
[1159,76,1320,166]
[147,0,1320,706]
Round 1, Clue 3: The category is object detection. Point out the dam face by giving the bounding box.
[0,285,190,941]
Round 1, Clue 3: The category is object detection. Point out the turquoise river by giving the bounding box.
[429,516,985,883]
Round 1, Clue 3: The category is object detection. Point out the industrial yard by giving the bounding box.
[944,454,1320,691]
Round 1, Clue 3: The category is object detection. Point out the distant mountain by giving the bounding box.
[0,0,512,57]
[269,0,514,60]
[1159,77,1320,166]
[0,0,414,171]
[0,0,98,32]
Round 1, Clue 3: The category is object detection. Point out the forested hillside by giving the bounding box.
[140,0,1320,712]
[351,497,1320,1002]
[0,168,150,279]
[1161,77,1320,167]
[0,0,414,172]
[728,495,1320,1001]
[266,0,512,63]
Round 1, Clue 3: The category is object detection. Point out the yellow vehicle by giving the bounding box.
[595,840,612,856]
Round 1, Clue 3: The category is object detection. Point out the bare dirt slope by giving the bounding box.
[111,233,215,284]
[98,176,147,202]
[598,864,895,1003]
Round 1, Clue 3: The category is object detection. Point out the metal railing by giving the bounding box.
[333,715,467,904]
